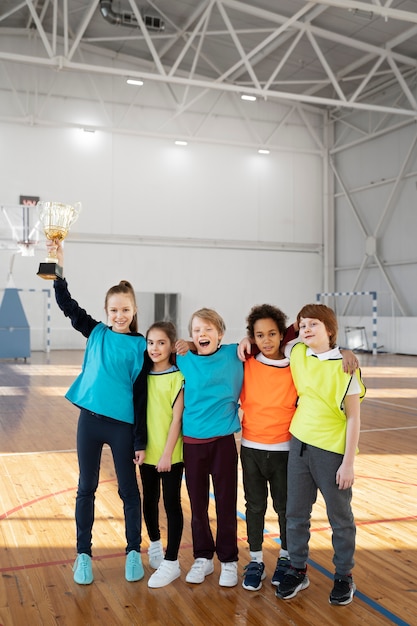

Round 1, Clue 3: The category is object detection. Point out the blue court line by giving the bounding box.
[212,493,411,625]
[307,557,411,626]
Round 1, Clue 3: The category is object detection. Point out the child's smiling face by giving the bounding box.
[191,315,224,355]
[106,293,136,334]
[147,328,173,370]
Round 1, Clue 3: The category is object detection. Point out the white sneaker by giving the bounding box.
[148,540,164,570]
[219,561,238,587]
[148,559,181,588]
[185,558,214,584]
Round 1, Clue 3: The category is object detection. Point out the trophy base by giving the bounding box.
[37,262,64,280]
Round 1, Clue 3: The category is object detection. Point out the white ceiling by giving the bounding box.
[1,0,417,120]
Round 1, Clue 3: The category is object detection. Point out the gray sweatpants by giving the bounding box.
[286,436,356,576]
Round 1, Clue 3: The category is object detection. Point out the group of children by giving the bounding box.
[49,238,366,606]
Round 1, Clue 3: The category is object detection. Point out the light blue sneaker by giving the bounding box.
[73,553,93,585]
[125,550,144,582]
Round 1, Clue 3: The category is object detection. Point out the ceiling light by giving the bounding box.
[350,8,373,20]
[258,149,270,155]
[127,78,144,86]
[175,140,188,146]
[241,94,257,102]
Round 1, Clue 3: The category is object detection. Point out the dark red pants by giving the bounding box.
[184,434,238,563]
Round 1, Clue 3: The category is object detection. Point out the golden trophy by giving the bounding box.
[37,201,82,279]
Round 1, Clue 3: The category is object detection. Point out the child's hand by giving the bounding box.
[156,453,171,472]
[336,461,354,490]
[133,450,145,466]
[46,239,59,257]
[175,339,189,356]
[46,239,58,253]
[46,238,64,266]
[237,337,252,362]
[340,350,359,375]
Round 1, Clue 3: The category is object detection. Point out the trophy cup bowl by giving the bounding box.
[37,201,82,279]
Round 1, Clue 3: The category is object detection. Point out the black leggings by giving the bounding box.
[75,408,141,556]
[139,462,184,561]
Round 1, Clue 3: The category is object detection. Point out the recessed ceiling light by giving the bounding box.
[175,140,188,146]
[127,79,144,86]
[258,149,270,154]
[241,94,257,102]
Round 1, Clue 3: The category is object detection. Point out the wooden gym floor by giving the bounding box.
[0,350,416,626]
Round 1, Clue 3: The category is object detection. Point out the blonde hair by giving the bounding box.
[188,308,226,336]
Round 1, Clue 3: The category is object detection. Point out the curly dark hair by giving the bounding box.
[246,304,288,339]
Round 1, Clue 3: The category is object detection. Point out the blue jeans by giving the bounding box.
[75,409,141,556]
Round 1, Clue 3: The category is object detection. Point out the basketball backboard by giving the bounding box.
[1,204,40,256]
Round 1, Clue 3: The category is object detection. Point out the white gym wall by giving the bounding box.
[0,114,324,349]
[1,11,416,355]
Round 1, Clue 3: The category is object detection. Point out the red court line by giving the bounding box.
[1,473,416,576]
[2,473,415,521]
[0,543,195,574]
[0,478,116,520]
[308,515,417,534]
[357,473,417,488]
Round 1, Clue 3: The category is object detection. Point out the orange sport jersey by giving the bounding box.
[240,357,297,445]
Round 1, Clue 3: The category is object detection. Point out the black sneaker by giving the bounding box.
[242,561,266,591]
[271,556,291,587]
[329,575,356,605]
[275,566,309,600]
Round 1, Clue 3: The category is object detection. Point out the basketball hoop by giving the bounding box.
[1,204,40,257]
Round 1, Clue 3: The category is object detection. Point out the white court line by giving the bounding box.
[362,396,417,433]
[365,398,417,412]
[361,425,417,433]
[0,445,115,457]
[0,448,77,457]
